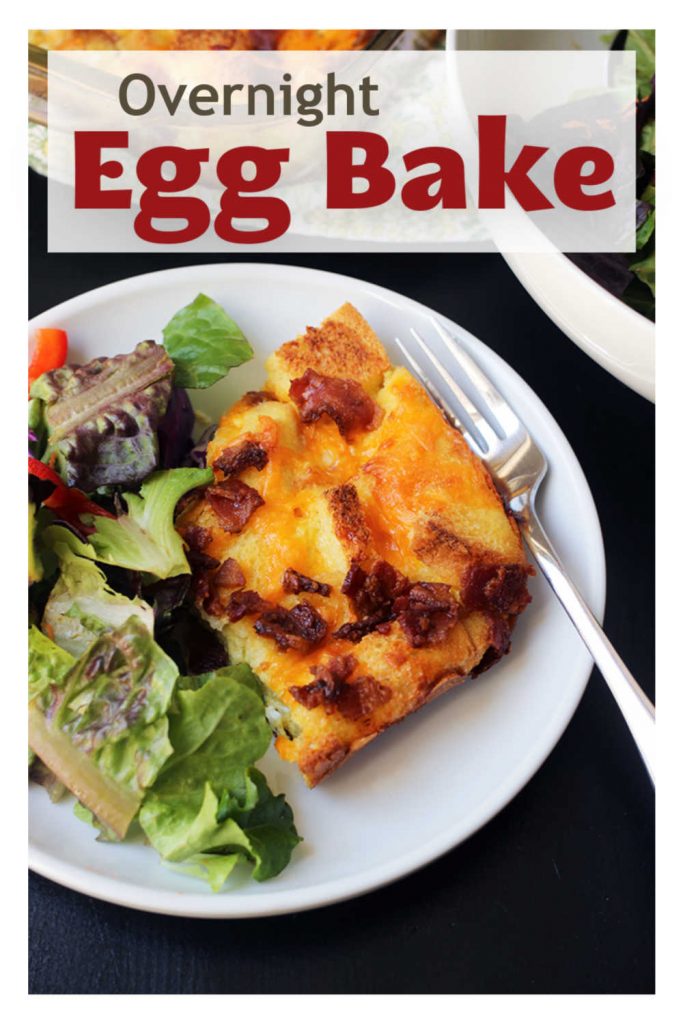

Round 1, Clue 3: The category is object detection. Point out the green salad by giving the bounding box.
[571,30,655,320]
[28,294,301,891]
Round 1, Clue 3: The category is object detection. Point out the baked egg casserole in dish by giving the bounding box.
[28,29,378,51]
[178,304,532,787]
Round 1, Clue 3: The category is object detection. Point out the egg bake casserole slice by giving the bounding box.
[177,304,533,786]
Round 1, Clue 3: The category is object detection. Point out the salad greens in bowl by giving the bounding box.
[450,28,655,400]
[569,30,655,321]
[28,294,301,892]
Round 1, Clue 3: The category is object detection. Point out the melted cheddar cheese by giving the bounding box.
[179,304,531,786]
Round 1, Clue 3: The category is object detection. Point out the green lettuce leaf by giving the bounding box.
[42,546,154,657]
[143,669,270,819]
[163,852,241,892]
[139,667,300,883]
[28,616,177,837]
[72,800,120,842]
[28,625,75,702]
[636,191,655,251]
[162,294,253,389]
[630,238,655,296]
[29,503,43,586]
[28,397,46,458]
[625,30,655,98]
[29,622,300,885]
[641,121,655,156]
[44,467,212,579]
[165,670,247,765]
[28,626,74,776]
[30,341,174,492]
[227,767,302,882]
[141,779,255,863]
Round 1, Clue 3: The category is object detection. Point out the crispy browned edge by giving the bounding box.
[297,668,472,787]
[267,302,391,397]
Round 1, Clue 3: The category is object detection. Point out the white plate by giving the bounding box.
[29,263,605,918]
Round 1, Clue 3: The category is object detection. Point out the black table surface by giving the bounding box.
[28,169,654,995]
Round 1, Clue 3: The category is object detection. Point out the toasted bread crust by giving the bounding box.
[326,483,371,560]
[265,303,391,401]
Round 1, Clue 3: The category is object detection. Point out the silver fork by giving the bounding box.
[396,318,655,784]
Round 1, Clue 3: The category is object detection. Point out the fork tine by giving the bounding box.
[408,329,501,454]
[394,336,485,454]
[430,318,521,435]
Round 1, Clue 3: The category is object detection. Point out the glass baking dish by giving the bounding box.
[28,30,406,127]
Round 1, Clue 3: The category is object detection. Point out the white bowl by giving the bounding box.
[503,251,654,401]
[447,29,655,402]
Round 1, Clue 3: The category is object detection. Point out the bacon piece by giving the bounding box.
[290,655,391,720]
[187,550,220,574]
[174,486,208,519]
[337,562,458,648]
[213,440,268,477]
[471,615,513,677]
[291,654,357,708]
[340,562,367,602]
[206,478,264,533]
[461,563,531,616]
[191,568,216,607]
[185,526,220,606]
[333,611,394,644]
[289,369,379,438]
[254,601,327,651]
[225,589,271,622]
[181,525,212,552]
[342,560,409,618]
[335,560,409,642]
[202,558,247,617]
[338,676,392,721]
[213,557,246,589]
[282,568,331,597]
[394,582,459,648]
[335,560,527,650]
[243,390,276,406]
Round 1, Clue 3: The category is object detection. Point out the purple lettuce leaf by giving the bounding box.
[185,425,217,469]
[569,253,634,300]
[155,610,229,676]
[30,341,174,492]
[158,387,196,469]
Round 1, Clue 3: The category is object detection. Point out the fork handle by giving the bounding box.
[521,507,655,784]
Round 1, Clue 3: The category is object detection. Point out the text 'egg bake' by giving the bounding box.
[178,304,532,786]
